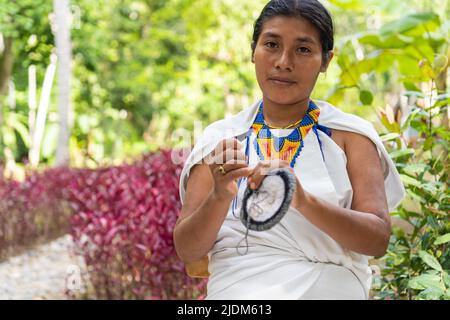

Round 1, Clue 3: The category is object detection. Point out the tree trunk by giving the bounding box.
[0,37,14,96]
[53,0,73,166]
[0,37,14,164]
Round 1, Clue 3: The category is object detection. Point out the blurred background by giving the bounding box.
[0,0,448,300]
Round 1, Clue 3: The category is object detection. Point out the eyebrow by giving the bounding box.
[261,32,318,45]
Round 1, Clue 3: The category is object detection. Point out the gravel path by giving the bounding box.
[0,235,88,300]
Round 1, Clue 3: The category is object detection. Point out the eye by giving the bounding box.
[264,41,278,49]
[297,47,311,54]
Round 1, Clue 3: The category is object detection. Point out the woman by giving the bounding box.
[174,0,405,300]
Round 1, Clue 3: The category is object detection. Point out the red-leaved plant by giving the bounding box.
[0,168,73,261]
[1,150,206,299]
[66,150,207,299]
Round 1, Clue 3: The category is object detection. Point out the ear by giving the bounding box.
[251,42,256,63]
[320,51,334,73]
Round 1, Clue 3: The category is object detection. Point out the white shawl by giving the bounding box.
[178,99,405,299]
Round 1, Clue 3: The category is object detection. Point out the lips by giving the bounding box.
[268,76,296,85]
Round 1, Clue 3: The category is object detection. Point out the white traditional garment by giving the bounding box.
[178,99,405,300]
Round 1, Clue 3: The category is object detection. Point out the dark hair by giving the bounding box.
[251,0,334,62]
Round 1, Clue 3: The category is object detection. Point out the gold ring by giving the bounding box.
[218,165,226,175]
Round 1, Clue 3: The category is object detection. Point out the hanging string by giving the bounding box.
[236,215,251,256]
[232,128,252,218]
[313,124,332,162]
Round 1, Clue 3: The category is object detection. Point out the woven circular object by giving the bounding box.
[240,168,296,231]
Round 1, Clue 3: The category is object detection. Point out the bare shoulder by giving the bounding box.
[178,163,214,222]
[335,129,389,219]
[330,128,378,160]
[329,128,346,153]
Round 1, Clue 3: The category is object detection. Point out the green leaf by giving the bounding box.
[418,287,446,300]
[406,188,424,203]
[400,174,421,188]
[390,149,415,159]
[434,233,450,246]
[8,114,31,147]
[380,133,400,142]
[423,136,435,151]
[444,272,450,288]
[401,108,421,132]
[380,111,401,133]
[420,60,436,79]
[403,91,425,98]
[419,251,443,271]
[339,50,395,87]
[421,182,439,195]
[359,90,374,105]
[380,13,440,37]
[1,125,16,146]
[403,164,429,175]
[403,82,421,92]
[408,274,443,291]
[327,0,363,10]
[432,54,448,75]
[358,33,412,49]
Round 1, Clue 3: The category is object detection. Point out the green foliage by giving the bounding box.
[378,103,450,299]
[328,2,449,299]
[0,1,53,167]
[2,0,448,167]
[1,0,267,166]
[0,0,51,38]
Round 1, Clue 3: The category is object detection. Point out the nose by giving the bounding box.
[275,49,294,71]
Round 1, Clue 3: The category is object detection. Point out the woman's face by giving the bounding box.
[253,16,330,105]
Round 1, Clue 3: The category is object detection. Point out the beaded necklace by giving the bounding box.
[251,100,321,167]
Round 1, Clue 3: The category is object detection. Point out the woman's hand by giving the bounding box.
[247,159,307,206]
[206,138,253,202]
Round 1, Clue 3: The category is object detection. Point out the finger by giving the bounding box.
[266,159,289,172]
[212,160,248,178]
[206,139,243,165]
[219,149,246,164]
[221,161,248,173]
[247,163,262,190]
[248,161,273,190]
[212,162,248,177]
[209,149,246,166]
[225,167,253,182]
[217,138,242,154]
[228,138,243,150]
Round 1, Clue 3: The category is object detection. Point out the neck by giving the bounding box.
[262,97,310,128]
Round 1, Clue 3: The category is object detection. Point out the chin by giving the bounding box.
[265,93,303,106]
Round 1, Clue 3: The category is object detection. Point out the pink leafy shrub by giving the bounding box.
[0,168,73,261]
[1,149,206,298]
[67,150,207,299]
